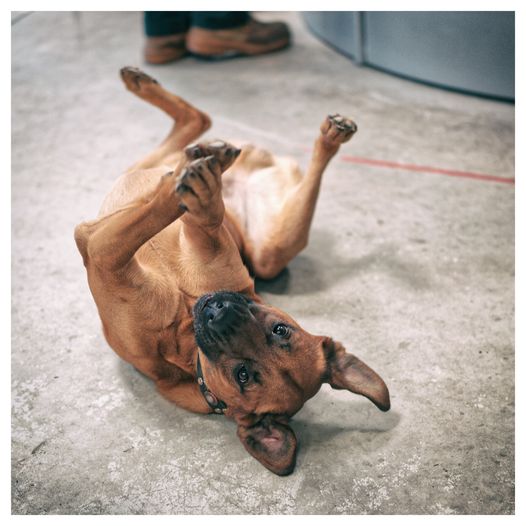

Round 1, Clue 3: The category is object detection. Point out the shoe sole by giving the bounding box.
[186,36,290,59]
[144,48,188,64]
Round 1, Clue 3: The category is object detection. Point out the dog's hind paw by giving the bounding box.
[120,66,159,92]
[185,140,241,172]
[320,114,357,145]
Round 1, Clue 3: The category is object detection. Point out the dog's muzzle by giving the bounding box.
[193,291,252,356]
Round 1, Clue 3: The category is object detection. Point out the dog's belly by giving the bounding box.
[94,145,303,269]
[223,156,302,245]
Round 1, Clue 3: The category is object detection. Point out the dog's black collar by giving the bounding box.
[196,352,227,415]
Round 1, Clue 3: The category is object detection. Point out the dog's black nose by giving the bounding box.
[193,291,251,343]
[204,299,238,333]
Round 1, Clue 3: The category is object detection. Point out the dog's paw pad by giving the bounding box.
[184,140,241,171]
[175,167,193,194]
[175,158,218,195]
[120,67,159,92]
[321,114,357,144]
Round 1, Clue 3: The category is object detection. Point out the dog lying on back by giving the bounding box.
[74,67,390,475]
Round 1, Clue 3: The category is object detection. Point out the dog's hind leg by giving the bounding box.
[244,114,357,279]
[120,67,211,172]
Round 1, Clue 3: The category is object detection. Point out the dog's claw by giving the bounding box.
[175,168,192,194]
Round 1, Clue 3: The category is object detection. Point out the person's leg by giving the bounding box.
[144,12,191,36]
[144,11,291,63]
[190,12,250,29]
[143,12,190,64]
[186,12,291,59]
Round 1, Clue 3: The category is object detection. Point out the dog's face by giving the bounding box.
[193,291,390,475]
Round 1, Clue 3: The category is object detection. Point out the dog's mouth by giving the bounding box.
[192,291,253,358]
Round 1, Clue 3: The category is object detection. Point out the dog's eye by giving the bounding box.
[273,324,290,337]
[236,365,250,385]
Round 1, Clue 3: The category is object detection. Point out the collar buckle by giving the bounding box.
[196,353,227,415]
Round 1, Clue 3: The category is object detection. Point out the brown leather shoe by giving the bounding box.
[186,18,291,59]
[144,34,187,64]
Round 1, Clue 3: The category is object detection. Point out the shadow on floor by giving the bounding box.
[256,228,433,296]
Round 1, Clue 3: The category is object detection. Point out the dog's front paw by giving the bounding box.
[120,66,159,92]
[185,140,241,172]
[320,114,357,145]
[175,157,225,225]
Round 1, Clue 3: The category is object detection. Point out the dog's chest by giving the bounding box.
[154,313,197,377]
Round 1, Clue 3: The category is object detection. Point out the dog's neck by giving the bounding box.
[196,352,227,414]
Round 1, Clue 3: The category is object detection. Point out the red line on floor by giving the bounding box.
[338,155,515,185]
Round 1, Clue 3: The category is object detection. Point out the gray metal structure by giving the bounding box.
[303,11,514,100]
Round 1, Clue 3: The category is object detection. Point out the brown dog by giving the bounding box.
[74,67,390,476]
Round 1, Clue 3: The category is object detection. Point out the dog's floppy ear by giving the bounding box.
[323,338,391,412]
[237,415,297,476]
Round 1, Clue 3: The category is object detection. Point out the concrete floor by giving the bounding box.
[11,12,514,514]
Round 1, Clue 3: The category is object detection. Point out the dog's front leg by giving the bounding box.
[156,379,213,414]
[173,143,255,296]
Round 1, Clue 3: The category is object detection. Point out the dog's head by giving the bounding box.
[193,291,390,475]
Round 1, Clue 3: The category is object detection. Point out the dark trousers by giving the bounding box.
[144,12,250,36]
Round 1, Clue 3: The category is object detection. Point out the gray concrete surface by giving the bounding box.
[11,12,514,514]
